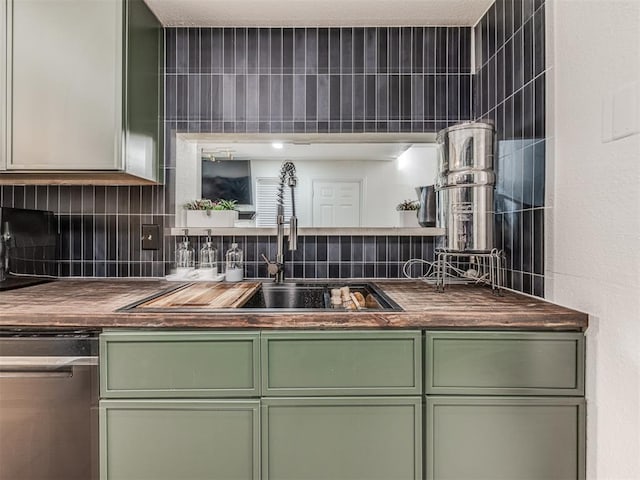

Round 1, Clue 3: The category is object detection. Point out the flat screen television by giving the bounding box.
[201,159,252,205]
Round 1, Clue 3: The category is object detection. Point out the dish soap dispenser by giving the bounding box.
[199,230,218,280]
[225,242,243,282]
[175,230,195,277]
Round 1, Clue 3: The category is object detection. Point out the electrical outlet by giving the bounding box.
[141,224,160,250]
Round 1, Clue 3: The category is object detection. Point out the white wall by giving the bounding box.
[251,144,438,227]
[546,1,640,478]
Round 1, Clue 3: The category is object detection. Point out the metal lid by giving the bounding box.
[436,121,495,141]
[436,170,496,189]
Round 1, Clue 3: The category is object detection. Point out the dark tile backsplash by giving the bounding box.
[474,0,546,297]
[162,25,473,280]
[0,185,168,277]
[181,235,435,280]
[0,8,547,292]
[164,26,473,135]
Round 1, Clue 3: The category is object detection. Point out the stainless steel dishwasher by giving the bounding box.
[0,330,99,480]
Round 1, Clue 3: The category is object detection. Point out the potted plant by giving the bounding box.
[396,199,420,228]
[185,199,239,228]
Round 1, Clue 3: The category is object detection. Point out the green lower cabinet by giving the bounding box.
[426,396,586,480]
[100,400,260,480]
[262,397,422,480]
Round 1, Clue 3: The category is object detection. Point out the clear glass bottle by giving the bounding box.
[225,242,243,282]
[199,239,218,278]
[175,233,195,275]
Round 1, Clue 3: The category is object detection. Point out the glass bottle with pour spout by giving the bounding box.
[225,243,243,282]
[199,230,218,279]
[175,230,195,277]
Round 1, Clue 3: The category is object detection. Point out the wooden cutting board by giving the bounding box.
[139,282,260,309]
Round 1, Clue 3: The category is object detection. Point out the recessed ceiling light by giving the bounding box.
[272,141,284,149]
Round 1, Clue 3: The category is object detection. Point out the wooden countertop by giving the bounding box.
[0,279,588,331]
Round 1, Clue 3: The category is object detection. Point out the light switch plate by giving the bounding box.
[612,81,639,141]
[141,224,160,250]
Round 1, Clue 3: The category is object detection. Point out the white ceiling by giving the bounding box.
[145,0,494,27]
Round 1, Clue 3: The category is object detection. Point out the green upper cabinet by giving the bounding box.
[123,0,163,181]
[262,331,422,396]
[1,0,162,183]
[425,331,585,396]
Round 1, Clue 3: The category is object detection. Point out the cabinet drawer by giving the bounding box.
[425,331,585,395]
[262,331,422,396]
[100,331,260,398]
[262,397,422,480]
[100,400,260,480]
[426,396,586,480]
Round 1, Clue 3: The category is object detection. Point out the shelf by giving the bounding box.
[167,227,446,237]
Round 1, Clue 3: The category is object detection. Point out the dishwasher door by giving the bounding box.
[0,334,99,480]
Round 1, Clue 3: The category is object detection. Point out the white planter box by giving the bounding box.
[185,210,238,228]
[398,210,420,228]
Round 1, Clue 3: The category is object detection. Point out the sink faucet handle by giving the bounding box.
[261,253,281,277]
[288,216,298,251]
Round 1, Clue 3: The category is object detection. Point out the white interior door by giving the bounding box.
[312,180,361,227]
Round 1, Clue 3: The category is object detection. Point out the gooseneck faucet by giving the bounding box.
[0,223,11,282]
[262,161,298,283]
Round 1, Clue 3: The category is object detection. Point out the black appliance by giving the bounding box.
[0,207,58,291]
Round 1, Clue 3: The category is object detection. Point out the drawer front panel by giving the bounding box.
[100,400,260,480]
[425,331,585,395]
[426,396,586,480]
[101,331,260,398]
[262,397,422,480]
[262,331,422,396]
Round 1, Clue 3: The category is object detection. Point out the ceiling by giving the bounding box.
[198,142,425,162]
[145,0,494,27]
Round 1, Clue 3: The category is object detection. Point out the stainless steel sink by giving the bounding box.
[120,281,402,312]
[242,282,401,311]
[243,283,328,309]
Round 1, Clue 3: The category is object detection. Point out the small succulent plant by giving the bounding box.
[396,199,420,211]
[185,199,238,213]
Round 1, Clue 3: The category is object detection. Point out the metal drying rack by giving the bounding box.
[434,248,506,294]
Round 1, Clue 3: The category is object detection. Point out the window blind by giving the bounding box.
[255,177,296,227]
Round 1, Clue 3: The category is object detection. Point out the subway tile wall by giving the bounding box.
[184,235,435,280]
[0,185,168,277]
[474,0,546,296]
[163,26,473,279]
[164,27,473,136]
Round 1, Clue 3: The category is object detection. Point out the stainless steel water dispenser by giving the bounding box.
[436,122,496,252]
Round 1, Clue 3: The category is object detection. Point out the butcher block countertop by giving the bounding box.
[0,279,588,331]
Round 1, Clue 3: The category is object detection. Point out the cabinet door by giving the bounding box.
[426,396,586,480]
[1,0,6,170]
[100,331,260,398]
[123,0,162,181]
[262,330,422,396]
[100,400,260,480]
[425,331,585,396]
[8,0,122,170]
[262,397,422,480]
